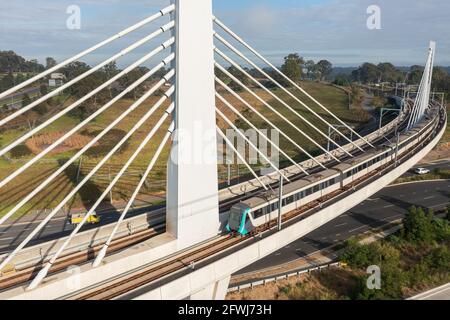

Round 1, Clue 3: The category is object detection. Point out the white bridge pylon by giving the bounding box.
[407,41,436,130]
[0,0,383,290]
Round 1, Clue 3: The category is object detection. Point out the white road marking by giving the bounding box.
[430,203,449,209]
[335,222,348,227]
[349,226,366,233]
[423,196,435,200]
[383,205,395,208]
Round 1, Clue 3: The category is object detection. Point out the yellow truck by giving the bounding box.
[70,212,100,225]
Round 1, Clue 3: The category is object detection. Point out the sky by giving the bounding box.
[0,0,449,68]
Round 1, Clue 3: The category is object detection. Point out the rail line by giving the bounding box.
[0,224,164,291]
[0,100,412,292]
[70,104,443,300]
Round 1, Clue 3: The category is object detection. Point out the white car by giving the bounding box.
[414,168,430,175]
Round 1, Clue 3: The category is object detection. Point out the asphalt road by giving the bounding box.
[1,161,448,256]
[0,204,164,254]
[405,159,450,177]
[235,179,450,276]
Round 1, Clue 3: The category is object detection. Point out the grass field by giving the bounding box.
[0,81,370,218]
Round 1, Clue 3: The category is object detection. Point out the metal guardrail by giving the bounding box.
[227,261,342,293]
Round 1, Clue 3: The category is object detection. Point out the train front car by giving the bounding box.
[226,203,251,236]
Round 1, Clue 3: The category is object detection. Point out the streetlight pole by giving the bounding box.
[227,160,231,186]
[277,174,283,231]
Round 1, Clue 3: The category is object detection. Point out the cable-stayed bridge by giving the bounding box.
[0,0,446,300]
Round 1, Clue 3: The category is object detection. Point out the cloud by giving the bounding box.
[0,0,449,67]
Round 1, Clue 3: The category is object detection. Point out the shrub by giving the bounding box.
[84,129,129,157]
[426,246,450,271]
[402,206,435,244]
[10,145,32,158]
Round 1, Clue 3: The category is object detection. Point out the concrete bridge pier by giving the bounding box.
[166,0,220,250]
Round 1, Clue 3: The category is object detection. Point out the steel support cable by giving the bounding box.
[216,108,291,182]
[28,102,175,290]
[410,47,434,129]
[419,51,434,118]
[213,16,375,149]
[214,38,363,154]
[0,21,175,128]
[0,50,175,190]
[0,86,174,271]
[0,73,175,227]
[216,92,308,175]
[0,4,175,101]
[407,61,428,130]
[214,47,354,158]
[215,63,341,163]
[412,58,430,126]
[91,122,174,268]
[215,78,326,169]
[216,127,268,190]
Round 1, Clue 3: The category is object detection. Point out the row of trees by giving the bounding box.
[333,63,450,100]
[215,53,333,90]
[0,51,45,74]
[341,206,450,300]
[281,53,333,82]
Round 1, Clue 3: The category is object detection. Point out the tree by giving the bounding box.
[377,62,403,83]
[407,65,424,84]
[315,60,333,81]
[402,206,434,244]
[104,61,119,98]
[281,53,304,83]
[46,57,57,69]
[40,84,48,96]
[22,93,32,109]
[305,60,316,80]
[333,74,351,86]
[0,72,14,91]
[227,65,251,91]
[352,63,380,84]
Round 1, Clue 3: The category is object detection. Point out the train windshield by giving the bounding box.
[229,206,243,231]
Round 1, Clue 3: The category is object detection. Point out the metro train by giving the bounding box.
[226,108,441,236]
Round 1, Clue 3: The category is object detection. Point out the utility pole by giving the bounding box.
[227,160,231,186]
[277,174,284,231]
[76,156,83,183]
[395,133,400,167]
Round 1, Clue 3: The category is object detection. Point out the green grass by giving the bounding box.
[394,169,450,184]
[0,81,370,218]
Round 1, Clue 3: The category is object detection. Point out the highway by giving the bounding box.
[0,160,448,254]
[405,158,450,177]
[235,179,450,275]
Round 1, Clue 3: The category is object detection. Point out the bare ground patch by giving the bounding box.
[25,131,98,155]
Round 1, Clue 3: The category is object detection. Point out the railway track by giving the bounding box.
[0,100,413,293]
[69,104,443,300]
[0,223,165,291]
